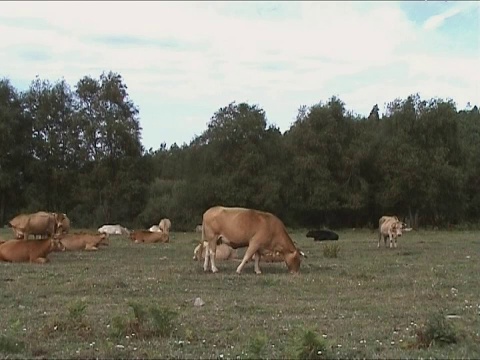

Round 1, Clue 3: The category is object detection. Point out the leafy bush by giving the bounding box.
[414,312,459,348]
[111,302,178,339]
[248,333,267,359]
[296,330,329,360]
[323,244,341,258]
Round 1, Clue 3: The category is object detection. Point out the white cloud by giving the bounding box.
[1,1,478,149]
[423,2,475,31]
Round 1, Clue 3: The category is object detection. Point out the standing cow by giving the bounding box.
[9,212,65,240]
[378,215,410,248]
[201,206,304,274]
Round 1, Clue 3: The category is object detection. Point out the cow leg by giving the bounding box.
[86,245,98,251]
[253,252,261,275]
[236,244,260,274]
[208,243,219,273]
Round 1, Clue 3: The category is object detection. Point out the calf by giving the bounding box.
[130,230,169,244]
[0,238,65,263]
[58,233,109,251]
[306,229,339,241]
[193,241,237,261]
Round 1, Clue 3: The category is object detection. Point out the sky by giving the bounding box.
[1,1,479,151]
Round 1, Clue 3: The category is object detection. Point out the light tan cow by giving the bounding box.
[193,241,237,261]
[130,230,169,244]
[159,218,172,234]
[57,233,109,251]
[9,211,65,240]
[0,238,66,263]
[378,216,403,248]
[201,206,304,274]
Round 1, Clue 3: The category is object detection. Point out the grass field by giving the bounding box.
[0,228,479,359]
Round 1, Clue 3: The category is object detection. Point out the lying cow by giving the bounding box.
[306,229,339,241]
[130,230,169,244]
[378,215,411,248]
[9,211,65,240]
[193,241,237,261]
[201,206,305,274]
[57,233,109,251]
[159,218,172,234]
[0,238,65,263]
[98,224,130,236]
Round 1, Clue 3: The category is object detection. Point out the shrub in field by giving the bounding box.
[323,244,340,258]
[68,301,88,322]
[0,335,25,355]
[247,333,267,358]
[296,330,329,360]
[414,312,459,348]
[42,302,92,340]
[111,302,178,339]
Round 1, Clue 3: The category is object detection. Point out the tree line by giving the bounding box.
[1,72,479,231]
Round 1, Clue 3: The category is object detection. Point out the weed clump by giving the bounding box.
[247,333,267,358]
[296,330,329,359]
[323,244,341,258]
[110,301,178,339]
[414,312,459,348]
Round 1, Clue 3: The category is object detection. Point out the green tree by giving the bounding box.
[0,78,32,223]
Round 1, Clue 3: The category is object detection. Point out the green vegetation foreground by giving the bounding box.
[0,229,479,359]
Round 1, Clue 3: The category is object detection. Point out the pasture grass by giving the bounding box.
[0,228,479,359]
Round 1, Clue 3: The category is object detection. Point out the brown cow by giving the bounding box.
[378,216,404,248]
[159,218,172,234]
[201,206,304,274]
[0,238,66,263]
[9,211,65,240]
[193,241,237,261]
[130,230,169,244]
[57,233,109,251]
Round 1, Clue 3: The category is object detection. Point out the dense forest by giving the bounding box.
[1,71,479,231]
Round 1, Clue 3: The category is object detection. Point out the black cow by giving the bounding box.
[306,229,339,241]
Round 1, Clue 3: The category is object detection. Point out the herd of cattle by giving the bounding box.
[0,207,411,274]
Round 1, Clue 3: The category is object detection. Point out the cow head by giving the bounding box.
[53,213,66,235]
[51,238,66,252]
[99,233,110,246]
[391,222,403,237]
[284,250,302,274]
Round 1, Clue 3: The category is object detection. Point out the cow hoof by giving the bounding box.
[212,267,219,273]
[255,271,262,275]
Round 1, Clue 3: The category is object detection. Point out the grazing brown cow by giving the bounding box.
[130,230,169,244]
[9,211,65,240]
[201,206,304,274]
[193,241,237,261]
[57,233,109,251]
[159,218,172,234]
[0,238,66,263]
